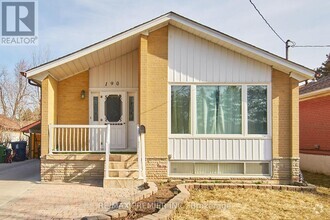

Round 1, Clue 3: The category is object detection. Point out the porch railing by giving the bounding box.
[48,124,109,153]
[49,124,145,182]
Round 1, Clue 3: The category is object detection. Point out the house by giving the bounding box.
[21,120,41,159]
[23,12,314,187]
[299,76,330,175]
[0,114,25,143]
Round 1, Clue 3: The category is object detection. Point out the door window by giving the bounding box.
[105,95,122,122]
[129,96,134,121]
[93,96,98,122]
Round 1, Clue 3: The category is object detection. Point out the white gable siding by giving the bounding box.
[89,50,138,88]
[168,26,271,83]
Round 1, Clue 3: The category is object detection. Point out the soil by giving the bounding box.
[126,182,179,219]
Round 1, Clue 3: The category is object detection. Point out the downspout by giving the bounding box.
[20,72,42,158]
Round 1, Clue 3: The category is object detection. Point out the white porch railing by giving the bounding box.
[49,124,145,182]
[48,124,109,153]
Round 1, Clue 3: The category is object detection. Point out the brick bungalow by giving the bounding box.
[299,76,330,175]
[22,12,314,187]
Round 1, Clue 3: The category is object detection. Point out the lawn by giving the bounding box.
[174,172,330,220]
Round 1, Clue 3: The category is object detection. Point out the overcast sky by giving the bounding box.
[1,0,329,74]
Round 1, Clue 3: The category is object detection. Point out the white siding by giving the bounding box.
[168,26,271,83]
[168,138,272,161]
[89,50,138,88]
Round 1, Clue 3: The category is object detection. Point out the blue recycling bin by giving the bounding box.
[11,141,27,161]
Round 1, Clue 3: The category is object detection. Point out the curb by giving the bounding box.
[81,182,158,220]
[139,183,316,220]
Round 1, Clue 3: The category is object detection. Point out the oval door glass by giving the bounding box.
[104,95,122,122]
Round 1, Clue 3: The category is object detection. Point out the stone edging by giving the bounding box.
[81,182,158,220]
[139,183,316,220]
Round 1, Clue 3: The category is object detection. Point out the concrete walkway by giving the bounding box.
[0,160,140,219]
[0,159,40,207]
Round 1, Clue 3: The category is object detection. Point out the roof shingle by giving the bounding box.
[299,76,330,95]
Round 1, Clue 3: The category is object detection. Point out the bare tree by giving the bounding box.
[0,67,9,116]
[0,48,50,122]
[0,60,32,120]
[32,46,51,68]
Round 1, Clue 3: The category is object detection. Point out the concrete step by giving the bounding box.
[103,177,143,188]
[108,169,139,178]
[109,154,138,162]
[108,161,138,169]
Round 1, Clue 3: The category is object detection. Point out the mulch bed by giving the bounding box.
[126,183,178,219]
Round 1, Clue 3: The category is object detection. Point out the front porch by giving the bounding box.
[45,124,146,187]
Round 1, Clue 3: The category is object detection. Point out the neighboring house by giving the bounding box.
[23,12,314,187]
[21,120,41,159]
[299,76,330,175]
[0,114,23,143]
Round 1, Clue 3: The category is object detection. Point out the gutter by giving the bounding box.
[20,71,41,88]
[300,87,330,101]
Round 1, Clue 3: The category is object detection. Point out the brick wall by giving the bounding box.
[300,95,330,151]
[57,71,89,124]
[41,76,58,156]
[139,27,169,179]
[41,154,105,182]
[272,69,300,182]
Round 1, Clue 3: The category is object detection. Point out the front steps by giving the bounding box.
[103,154,143,188]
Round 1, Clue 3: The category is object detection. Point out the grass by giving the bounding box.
[174,171,330,220]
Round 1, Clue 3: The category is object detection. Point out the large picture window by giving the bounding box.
[171,86,191,134]
[196,86,242,134]
[170,84,268,136]
[247,85,267,134]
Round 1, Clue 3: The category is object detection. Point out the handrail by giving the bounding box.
[105,124,111,178]
[137,125,142,179]
[141,130,146,182]
[51,124,107,128]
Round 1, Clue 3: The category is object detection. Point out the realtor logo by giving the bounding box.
[1,1,38,45]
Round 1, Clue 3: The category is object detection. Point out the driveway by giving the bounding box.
[0,160,140,219]
[0,159,40,207]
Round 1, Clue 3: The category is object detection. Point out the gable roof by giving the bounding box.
[25,12,315,82]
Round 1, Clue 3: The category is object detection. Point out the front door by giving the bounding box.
[100,92,127,149]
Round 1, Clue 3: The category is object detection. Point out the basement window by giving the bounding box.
[170,162,270,176]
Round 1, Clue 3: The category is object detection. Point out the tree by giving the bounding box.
[0,47,51,122]
[0,60,38,121]
[315,53,330,79]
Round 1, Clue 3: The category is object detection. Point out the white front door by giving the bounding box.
[100,92,127,149]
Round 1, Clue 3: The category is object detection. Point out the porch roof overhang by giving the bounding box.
[25,12,315,83]
[20,120,41,133]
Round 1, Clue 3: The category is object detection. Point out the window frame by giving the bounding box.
[246,85,269,135]
[169,84,193,137]
[169,83,271,139]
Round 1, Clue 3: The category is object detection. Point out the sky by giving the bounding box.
[0,0,329,74]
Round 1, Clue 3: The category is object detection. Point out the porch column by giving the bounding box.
[139,34,148,126]
[41,75,58,156]
[290,77,300,182]
[272,69,300,183]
